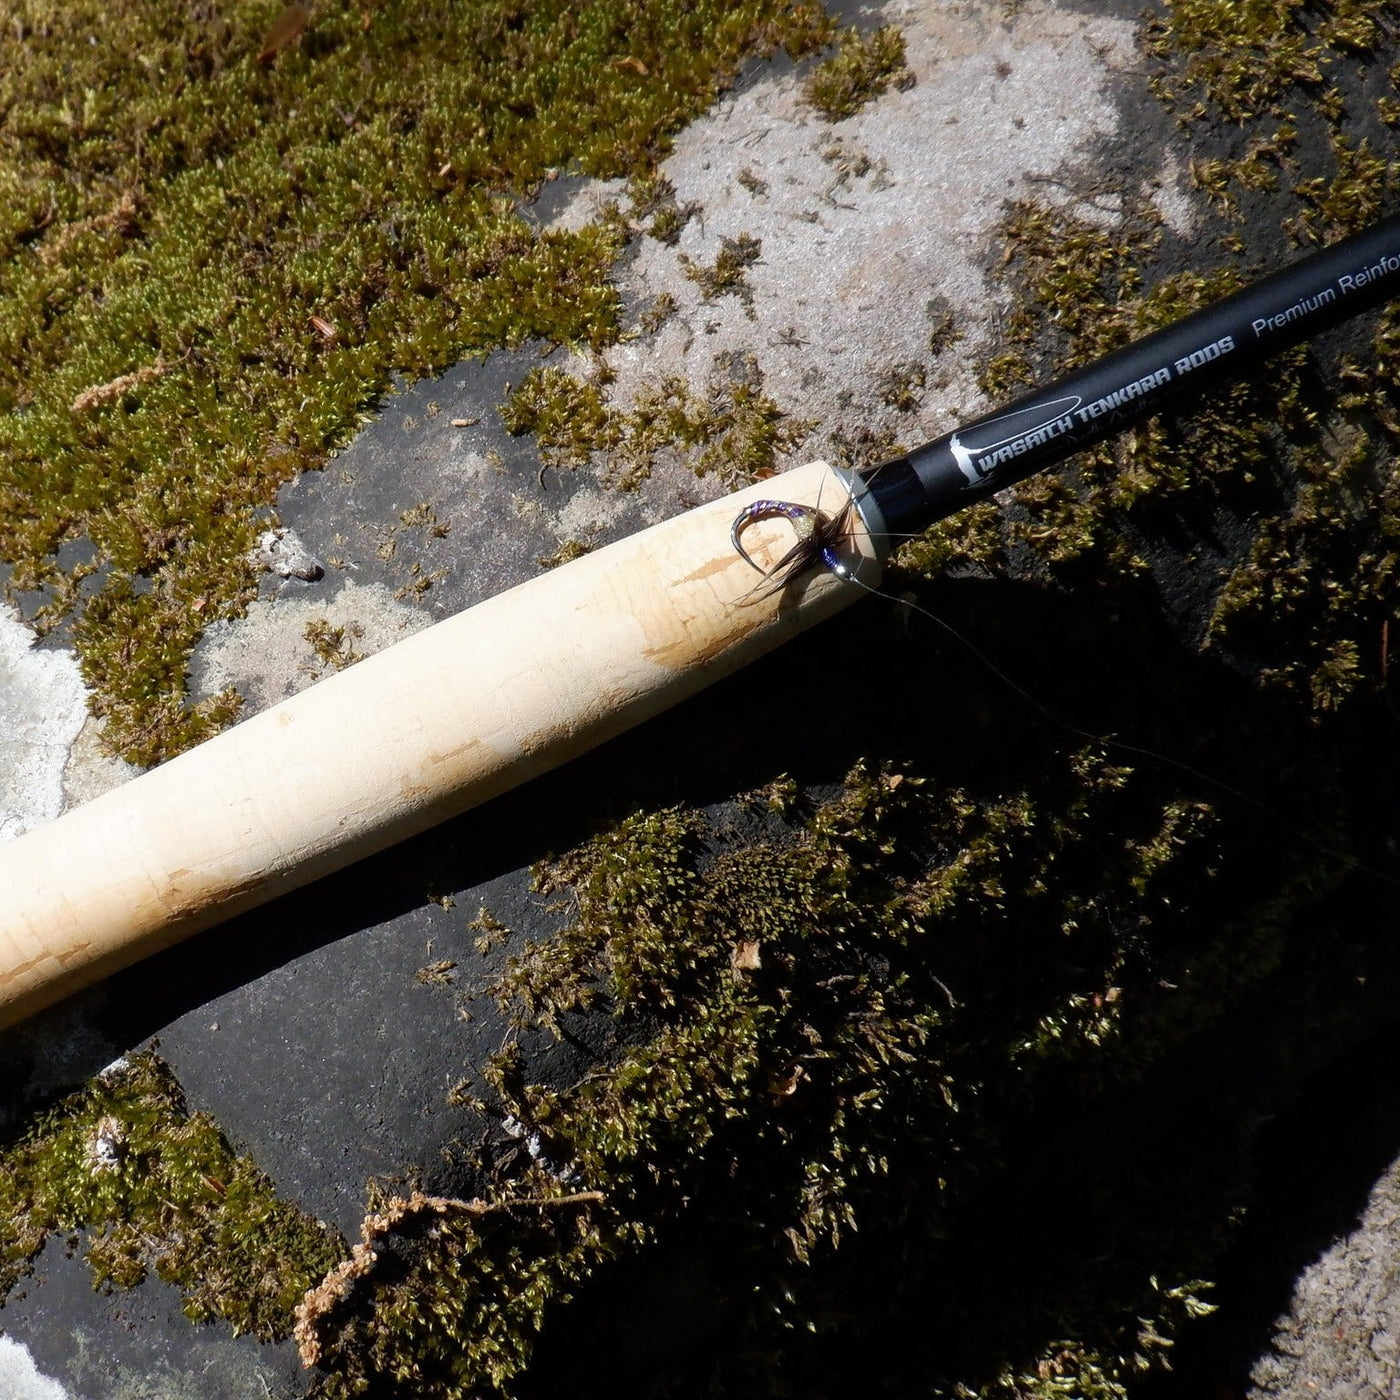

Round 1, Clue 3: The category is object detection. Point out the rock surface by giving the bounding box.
[3,1,1400,1396]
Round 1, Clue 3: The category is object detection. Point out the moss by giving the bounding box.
[1290,131,1394,244]
[635,289,678,335]
[501,349,809,490]
[691,350,812,482]
[1144,0,1386,123]
[679,231,763,312]
[819,131,877,187]
[925,300,963,358]
[302,1183,610,1399]
[1206,429,1400,712]
[803,24,914,122]
[1100,0,1400,717]
[416,958,459,987]
[304,617,365,673]
[626,172,698,245]
[0,0,838,764]
[940,167,1391,727]
[975,1279,1217,1400]
[291,731,1343,1396]
[536,536,595,569]
[0,1051,343,1341]
[1187,126,1293,221]
[895,498,1005,577]
[1145,0,1398,233]
[498,364,617,471]
[736,166,770,198]
[876,358,927,412]
[972,186,1399,719]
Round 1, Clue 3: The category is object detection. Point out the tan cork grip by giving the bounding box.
[0,460,881,1029]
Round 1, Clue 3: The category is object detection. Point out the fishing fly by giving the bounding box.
[730,493,860,597]
[732,213,1400,596]
[726,211,1400,887]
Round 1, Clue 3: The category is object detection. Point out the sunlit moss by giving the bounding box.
[803,23,913,122]
[679,231,763,310]
[876,358,927,412]
[501,349,810,488]
[0,1051,343,1340]
[0,0,838,763]
[1144,0,1387,123]
[626,171,698,245]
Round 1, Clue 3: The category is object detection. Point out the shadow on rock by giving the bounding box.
[4,561,1399,1389]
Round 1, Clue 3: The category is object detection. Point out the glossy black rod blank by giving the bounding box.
[860,214,1400,539]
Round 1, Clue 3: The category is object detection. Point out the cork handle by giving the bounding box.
[0,461,881,1029]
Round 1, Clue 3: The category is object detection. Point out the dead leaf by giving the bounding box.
[768,1065,805,1098]
[731,939,762,972]
[39,189,140,266]
[611,55,649,76]
[258,0,312,64]
[71,360,167,413]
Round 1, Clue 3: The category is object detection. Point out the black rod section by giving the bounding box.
[859,215,1400,539]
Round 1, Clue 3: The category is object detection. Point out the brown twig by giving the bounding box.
[70,359,168,413]
[39,189,140,266]
[293,1187,605,1367]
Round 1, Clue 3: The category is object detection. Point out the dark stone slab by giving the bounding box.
[5,1238,299,1400]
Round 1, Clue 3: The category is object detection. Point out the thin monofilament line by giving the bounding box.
[838,569,1400,890]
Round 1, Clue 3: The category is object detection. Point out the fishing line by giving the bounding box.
[769,212,1400,889]
[731,480,1400,888]
[773,532,1400,889]
[873,568,1394,863]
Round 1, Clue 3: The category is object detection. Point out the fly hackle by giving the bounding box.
[729,495,859,601]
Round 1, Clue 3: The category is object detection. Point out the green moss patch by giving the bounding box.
[0,1050,343,1340]
[1144,0,1387,124]
[679,230,763,310]
[0,0,838,764]
[295,747,1334,1397]
[501,349,810,489]
[803,23,913,122]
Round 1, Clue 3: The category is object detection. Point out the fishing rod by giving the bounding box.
[733,214,1400,585]
[2,216,1399,1031]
